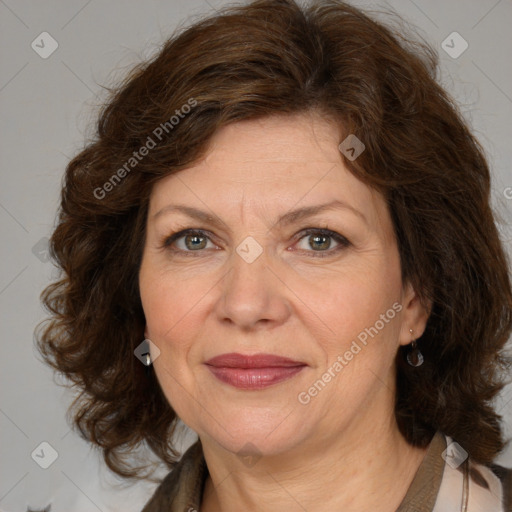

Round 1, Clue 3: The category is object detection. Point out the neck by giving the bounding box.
[199,407,428,512]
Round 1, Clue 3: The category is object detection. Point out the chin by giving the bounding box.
[195,406,312,457]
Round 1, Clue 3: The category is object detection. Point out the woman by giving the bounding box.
[37,0,512,510]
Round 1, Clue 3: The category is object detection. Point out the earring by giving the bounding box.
[144,341,152,377]
[407,329,424,367]
[145,352,152,377]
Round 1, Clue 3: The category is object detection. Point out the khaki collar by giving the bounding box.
[396,431,446,512]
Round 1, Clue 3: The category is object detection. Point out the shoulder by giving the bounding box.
[435,434,512,511]
[490,463,512,511]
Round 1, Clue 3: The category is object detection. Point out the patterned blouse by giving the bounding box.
[141,431,511,511]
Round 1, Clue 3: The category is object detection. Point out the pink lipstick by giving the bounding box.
[204,353,306,390]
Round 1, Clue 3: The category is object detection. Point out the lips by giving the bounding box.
[204,353,307,390]
[205,353,305,368]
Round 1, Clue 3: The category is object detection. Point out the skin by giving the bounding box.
[139,112,431,512]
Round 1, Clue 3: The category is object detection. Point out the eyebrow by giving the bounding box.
[152,199,367,229]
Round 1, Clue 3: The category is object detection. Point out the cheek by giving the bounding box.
[300,269,403,412]
[292,256,402,355]
[140,266,207,343]
[140,270,206,416]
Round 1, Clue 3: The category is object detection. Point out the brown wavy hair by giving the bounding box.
[37,0,512,478]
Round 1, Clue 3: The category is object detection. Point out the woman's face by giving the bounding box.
[139,113,428,457]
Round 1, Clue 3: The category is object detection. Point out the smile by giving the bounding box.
[204,353,307,390]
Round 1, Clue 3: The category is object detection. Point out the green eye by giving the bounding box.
[162,227,350,258]
[163,230,214,252]
[294,228,350,257]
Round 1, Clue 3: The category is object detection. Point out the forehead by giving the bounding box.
[202,113,343,165]
[148,114,391,237]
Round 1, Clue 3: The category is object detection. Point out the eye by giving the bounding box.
[294,228,350,257]
[162,229,217,254]
[161,227,351,258]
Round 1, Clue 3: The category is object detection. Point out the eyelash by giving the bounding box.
[160,227,351,258]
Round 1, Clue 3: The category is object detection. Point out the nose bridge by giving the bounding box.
[216,236,289,328]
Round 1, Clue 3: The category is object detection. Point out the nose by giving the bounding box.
[214,242,291,331]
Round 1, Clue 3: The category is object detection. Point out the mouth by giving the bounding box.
[204,353,307,390]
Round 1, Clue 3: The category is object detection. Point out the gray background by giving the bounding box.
[1,0,511,510]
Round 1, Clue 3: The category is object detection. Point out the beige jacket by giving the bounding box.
[141,431,512,511]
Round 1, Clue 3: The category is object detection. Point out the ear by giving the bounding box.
[398,281,431,347]
[144,326,149,340]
